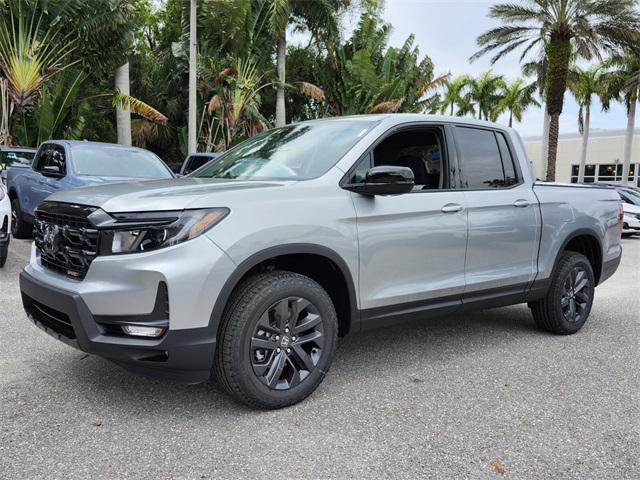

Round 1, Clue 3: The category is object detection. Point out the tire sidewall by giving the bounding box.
[550,254,595,334]
[229,276,337,406]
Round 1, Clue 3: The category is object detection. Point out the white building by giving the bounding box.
[522,129,640,186]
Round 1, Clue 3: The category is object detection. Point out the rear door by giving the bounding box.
[349,124,468,325]
[453,126,539,299]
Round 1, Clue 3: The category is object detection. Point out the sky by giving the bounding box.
[374,0,631,137]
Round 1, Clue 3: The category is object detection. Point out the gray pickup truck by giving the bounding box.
[19,115,623,409]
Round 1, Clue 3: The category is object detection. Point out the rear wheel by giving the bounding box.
[215,270,338,409]
[11,198,32,239]
[530,252,595,335]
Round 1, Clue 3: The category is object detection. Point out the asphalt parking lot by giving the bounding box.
[1,237,638,479]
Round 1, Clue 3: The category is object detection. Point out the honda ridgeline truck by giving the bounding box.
[20,115,623,409]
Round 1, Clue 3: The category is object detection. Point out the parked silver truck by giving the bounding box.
[19,115,623,408]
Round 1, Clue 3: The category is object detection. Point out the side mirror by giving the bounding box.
[42,165,63,177]
[345,166,415,196]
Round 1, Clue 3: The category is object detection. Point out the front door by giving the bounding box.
[349,125,468,326]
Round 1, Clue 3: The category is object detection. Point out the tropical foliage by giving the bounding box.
[0,0,638,183]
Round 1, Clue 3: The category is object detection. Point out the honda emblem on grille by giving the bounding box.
[42,224,61,255]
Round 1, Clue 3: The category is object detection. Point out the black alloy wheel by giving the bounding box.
[250,296,325,390]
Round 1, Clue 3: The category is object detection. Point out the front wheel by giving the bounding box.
[530,252,595,335]
[0,238,7,268]
[11,198,32,239]
[215,271,338,409]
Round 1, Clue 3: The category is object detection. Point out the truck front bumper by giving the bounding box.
[20,268,220,384]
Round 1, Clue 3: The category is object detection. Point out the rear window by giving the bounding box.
[0,150,35,168]
[456,127,517,189]
[72,146,173,179]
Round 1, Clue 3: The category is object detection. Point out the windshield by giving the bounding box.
[194,121,375,180]
[0,150,35,169]
[72,146,173,179]
[619,188,640,205]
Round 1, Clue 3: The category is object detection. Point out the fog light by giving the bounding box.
[122,325,166,338]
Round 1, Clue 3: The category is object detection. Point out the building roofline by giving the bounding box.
[523,128,640,142]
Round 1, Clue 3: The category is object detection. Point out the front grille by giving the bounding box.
[23,294,76,339]
[34,202,99,280]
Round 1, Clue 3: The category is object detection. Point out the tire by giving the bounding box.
[0,239,7,268]
[11,198,32,239]
[215,270,338,409]
[530,252,595,335]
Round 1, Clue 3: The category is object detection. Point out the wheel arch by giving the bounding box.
[554,228,604,285]
[210,244,359,341]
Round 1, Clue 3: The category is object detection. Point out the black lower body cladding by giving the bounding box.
[19,271,216,383]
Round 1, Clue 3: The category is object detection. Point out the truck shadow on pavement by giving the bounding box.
[55,303,545,414]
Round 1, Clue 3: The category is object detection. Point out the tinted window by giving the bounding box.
[72,146,173,179]
[0,150,35,168]
[184,155,213,175]
[456,127,507,189]
[496,133,518,186]
[349,152,372,184]
[195,121,375,180]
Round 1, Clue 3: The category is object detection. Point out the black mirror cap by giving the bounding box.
[344,166,415,196]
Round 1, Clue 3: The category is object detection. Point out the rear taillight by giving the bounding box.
[619,202,624,235]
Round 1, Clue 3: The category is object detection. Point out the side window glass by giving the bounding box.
[456,127,506,189]
[369,128,446,190]
[496,133,518,186]
[349,152,372,184]
[35,147,51,172]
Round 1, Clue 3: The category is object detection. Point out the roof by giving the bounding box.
[298,113,512,131]
[0,146,37,152]
[48,140,153,153]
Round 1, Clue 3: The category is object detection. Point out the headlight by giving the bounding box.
[102,208,229,254]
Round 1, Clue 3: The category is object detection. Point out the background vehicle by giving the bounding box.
[19,115,622,409]
[0,184,10,267]
[180,152,221,175]
[0,146,37,185]
[614,186,640,235]
[6,141,174,238]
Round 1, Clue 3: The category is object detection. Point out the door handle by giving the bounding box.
[513,199,530,208]
[441,203,464,213]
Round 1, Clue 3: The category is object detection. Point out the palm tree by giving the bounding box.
[439,75,473,116]
[266,0,345,127]
[567,66,603,183]
[115,63,132,145]
[472,0,640,181]
[187,0,197,153]
[522,48,549,167]
[496,78,540,127]
[601,52,640,186]
[468,71,505,121]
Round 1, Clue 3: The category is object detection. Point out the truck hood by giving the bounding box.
[46,177,292,212]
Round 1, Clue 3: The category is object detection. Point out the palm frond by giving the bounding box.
[296,81,325,101]
[369,98,404,114]
[113,92,168,126]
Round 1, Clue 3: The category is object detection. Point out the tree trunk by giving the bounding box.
[115,63,131,146]
[621,95,636,186]
[275,30,286,127]
[546,113,560,181]
[541,110,550,176]
[577,103,590,183]
[187,0,197,154]
[544,37,572,181]
[508,111,513,127]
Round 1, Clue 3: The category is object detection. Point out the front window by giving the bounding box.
[72,146,173,179]
[194,121,376,180]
